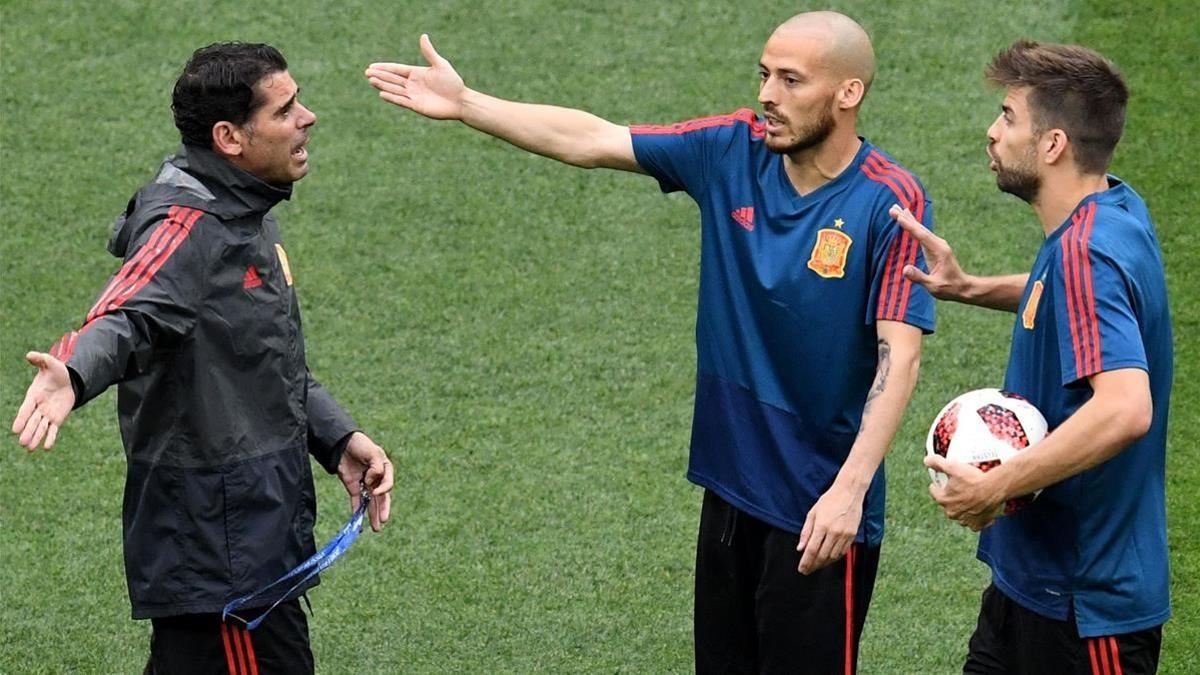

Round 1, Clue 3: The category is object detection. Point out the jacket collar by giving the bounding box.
[168,143,293,220]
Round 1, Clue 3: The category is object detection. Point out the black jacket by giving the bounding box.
[54,145,358,618]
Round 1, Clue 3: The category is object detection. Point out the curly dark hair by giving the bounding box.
[986,40,1128,175]
[172,42,288,147]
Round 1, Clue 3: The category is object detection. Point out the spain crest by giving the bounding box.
[807,228,853,278]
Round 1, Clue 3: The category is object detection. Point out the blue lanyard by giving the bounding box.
[222,489,371,630]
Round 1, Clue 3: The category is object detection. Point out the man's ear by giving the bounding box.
[837,79,866,111]
[211,121,247,158]
[1040,128,1069,166]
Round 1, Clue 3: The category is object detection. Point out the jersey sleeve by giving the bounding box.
[866,193,936,333]
[629,109,755,197]
[1052,225,1147,386]
[50,205,206,406]
[305,372,360,474]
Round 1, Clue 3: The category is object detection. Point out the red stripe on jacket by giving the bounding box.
[51,205,203,363]
[861,151,924,322]
[630,108,765,139]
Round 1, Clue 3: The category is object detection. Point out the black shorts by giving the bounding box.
[694,489,881,674]
[964,584,1162,675]
[143,598,314,675]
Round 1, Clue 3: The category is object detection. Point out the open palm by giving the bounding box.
[12,351,75,450]
[366,34,466,120]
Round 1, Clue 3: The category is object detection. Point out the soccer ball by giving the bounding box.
[925,388,1048,514]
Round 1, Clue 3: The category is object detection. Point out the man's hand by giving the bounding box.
[890,204,972,301]
[336,432,394,532]
[366,34,466,120]
[925,454,1004,531]
[12,351,75,451]
[797,482,863,574]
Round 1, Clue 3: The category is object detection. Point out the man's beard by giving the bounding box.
[764,100,836,155]
[994,144,1042,203]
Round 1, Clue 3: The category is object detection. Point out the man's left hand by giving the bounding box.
[337,432,394,532]
[925,454,1004,531]
[797,483,863,574]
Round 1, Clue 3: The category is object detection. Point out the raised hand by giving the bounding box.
[12,351,75,451]
[365,34,467,120]
[890,204,971,301]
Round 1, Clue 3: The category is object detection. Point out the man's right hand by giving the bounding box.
[365,34,466,120]
[891,204,973,302]
[12,351,75,451]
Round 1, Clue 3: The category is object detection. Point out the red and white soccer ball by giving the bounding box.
[925,388,1048,514]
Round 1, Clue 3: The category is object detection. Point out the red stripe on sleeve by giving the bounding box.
[1079,202,1102,374]
[865,152,918,212]
[1061,203,1102,380]
[1061,212,1086,379]
[83,205,201,327]
[220,622,240,675]
[104,207,202,313]
[859,161,908,318]
[844,544,856,675]
[85,208,184,323]
[630,108,765,138]
[861,153,925,321]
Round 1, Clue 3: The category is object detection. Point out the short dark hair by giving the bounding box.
[172,42,288,148]
[986,40,1128,174]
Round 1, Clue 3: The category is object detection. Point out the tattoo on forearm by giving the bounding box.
[860,338,892,426]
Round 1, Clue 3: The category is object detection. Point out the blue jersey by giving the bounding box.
[981,178,1173,636]
[630,109,935,543]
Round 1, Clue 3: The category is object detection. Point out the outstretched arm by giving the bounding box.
[891,205,1027,312]
[365,34,642,172]
[797,320,923,574]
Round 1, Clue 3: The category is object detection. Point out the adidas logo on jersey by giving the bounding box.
[731,206,755,231]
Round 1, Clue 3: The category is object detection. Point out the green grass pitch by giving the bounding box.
[1,0,1195,672]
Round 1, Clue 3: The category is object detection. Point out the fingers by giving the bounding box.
[374,458,394,497]
[923,454,950,474]
[419,33,443,66]
[365,67,411,89]
[888,204,935,242]
[44,423,60,450]
[796,511,814,552]
[377,490,391,528]
[365,62,416,78]
[902,264,933,286]
[797,526,822,574]
[27,415,52,450]
[13,389,36,434]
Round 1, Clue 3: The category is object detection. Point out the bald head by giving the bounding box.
[772,11,875,93]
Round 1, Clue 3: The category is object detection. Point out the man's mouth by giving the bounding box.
[292,139,309,162]
[764,113,786,132]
